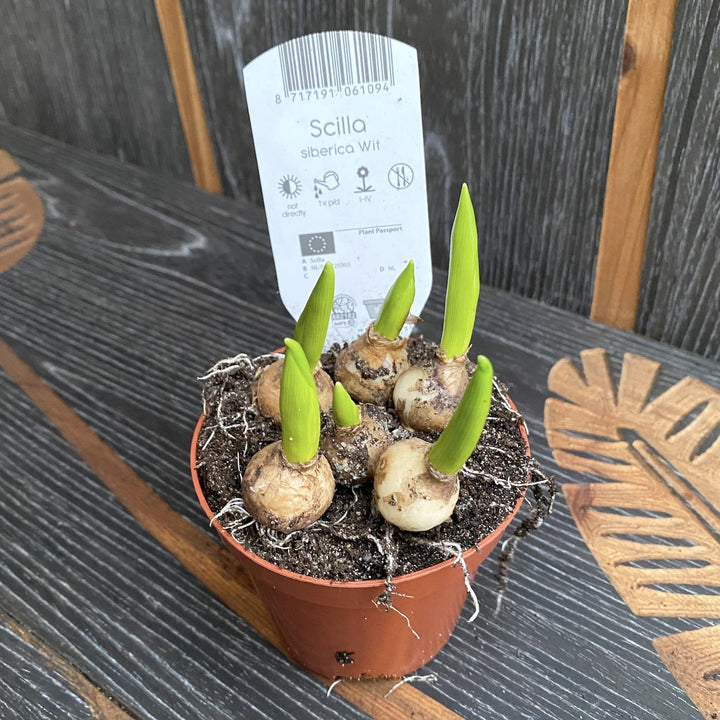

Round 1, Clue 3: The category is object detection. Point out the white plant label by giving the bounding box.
[244,31,432,346]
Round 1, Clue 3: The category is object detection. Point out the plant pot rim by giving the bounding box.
[190,388,530,589]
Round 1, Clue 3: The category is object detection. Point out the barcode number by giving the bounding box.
[278,32,395,97]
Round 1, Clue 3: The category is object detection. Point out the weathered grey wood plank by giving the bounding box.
[0,1,192,180]
[0,123,712,718]
[403,0,627,308]
[0,619,109,720]
[637,0,720,361]
[181,0,626,316]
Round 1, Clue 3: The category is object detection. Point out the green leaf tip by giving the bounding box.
[440,184,479,358]
[280,338,320,464]
[373,260,416,340]
[332,382,360,427]
[294,262,335,368]
[427,354,494,475]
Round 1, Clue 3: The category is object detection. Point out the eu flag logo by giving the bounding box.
[299,231,336,256]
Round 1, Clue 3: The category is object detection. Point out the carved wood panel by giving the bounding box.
[546,348,720,717]
[654,626,720,720]
[0,150,44,273]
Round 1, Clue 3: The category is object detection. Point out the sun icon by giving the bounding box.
[278,174,302,199]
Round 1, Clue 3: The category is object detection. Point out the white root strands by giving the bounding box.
[462,460,554,489]
[258,526,303,549]
[201,427,216,451]
[199,353,278,447]
[213,496,315,548]
[326,668,438,698]
[456,552,480,622]
[215,379,239,440]
[384,673,438,697]
[375,601,420,640]
[324,525,420,638]
[328,523,404,616]
[415,539,480,622]
[492,377,530,439]
[483,444,518,460]
[367,526,421,639]
[314,487,359,528]
[239,410,252,458]
[326,679,345,697]
[198,352,281,381]
[211,498,257,538]
[211,498,248,523]
[460,464,506,484]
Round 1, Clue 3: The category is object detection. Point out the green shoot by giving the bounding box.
[427,355,493,475]
[294,263,335,368]
[280,338,320,464]
[439,184,479,358]
[373,260,416,340]
[332,382,360,427]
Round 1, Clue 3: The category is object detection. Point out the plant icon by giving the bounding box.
[355,167,374,193]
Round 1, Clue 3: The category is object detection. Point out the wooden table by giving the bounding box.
[1,121,717,720]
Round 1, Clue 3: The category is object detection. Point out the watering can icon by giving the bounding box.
[314,171,340,192]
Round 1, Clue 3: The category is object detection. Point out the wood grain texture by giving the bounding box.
[546,349,720,617]
[155,0,223,192]
[1,122,717,719]
[591,0,678,330]
[0,149,44,272]
[636,0,720,361]
[654,626,720,720]
[0,1,192,180]
[181,0,625,315]
[0,613,133,720]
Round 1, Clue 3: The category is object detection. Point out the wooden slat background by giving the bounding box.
[637,0,720,359]
[0,620,106,720]
[1,0,718,360]
[179,0,627,314]
[155,0,223,192]
[590,0,678,332]
[0,0,192,179]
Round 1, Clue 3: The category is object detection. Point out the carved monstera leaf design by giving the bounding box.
[545,348,720,618]
[0,150,44,273]
[654,625,720,719]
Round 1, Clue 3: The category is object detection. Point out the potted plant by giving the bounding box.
[190,185,553,679]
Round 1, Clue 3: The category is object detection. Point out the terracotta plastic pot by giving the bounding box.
[190,396,529,679]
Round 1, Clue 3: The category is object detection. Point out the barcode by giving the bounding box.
[278,32,395,96]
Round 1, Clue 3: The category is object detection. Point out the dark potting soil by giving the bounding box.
[196,338,535,582]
